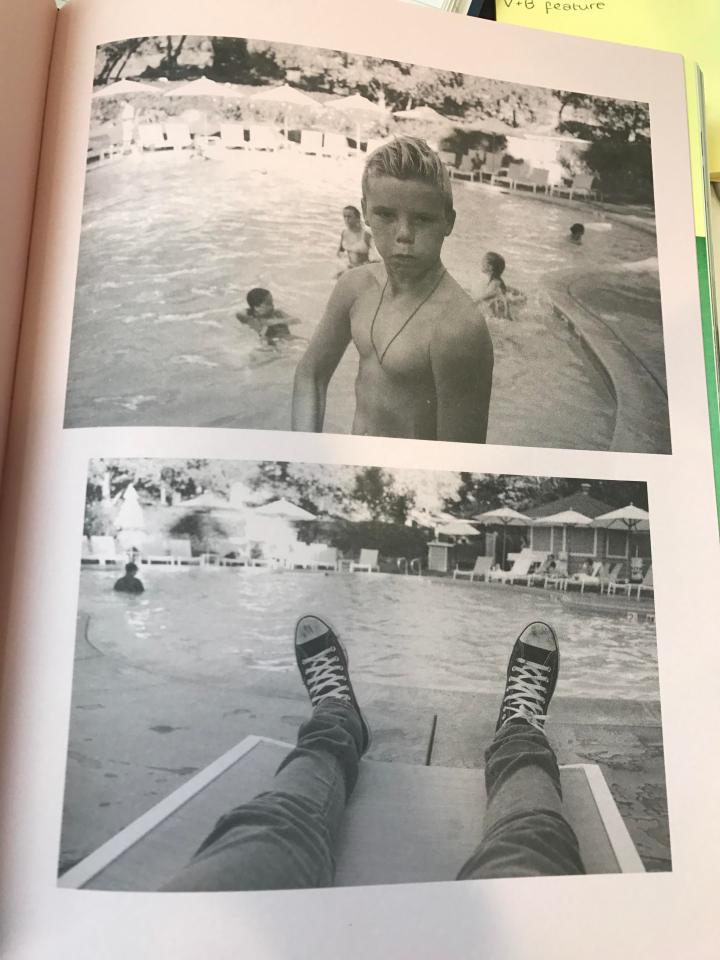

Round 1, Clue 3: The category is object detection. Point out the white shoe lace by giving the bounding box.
[501,658,552,731]
[302,649,351,706]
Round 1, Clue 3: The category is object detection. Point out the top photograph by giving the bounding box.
[64,34,670,453]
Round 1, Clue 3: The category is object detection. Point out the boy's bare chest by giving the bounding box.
[350,288,433,379]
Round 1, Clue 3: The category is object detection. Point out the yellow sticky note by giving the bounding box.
[497,0,720,230]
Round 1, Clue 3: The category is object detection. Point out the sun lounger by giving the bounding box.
[166,538,200,566]
[137,123,168,151]
[598,562,626,594]
[514,167,549,193]
[492,160,525,188]
[80,536,121,565]
[247,125,285,151]
[551,173,596,200]
[351,549,379,573]
[479,154,503,182]
[526,555,557,586]
[543,560,569,589]
[563,561,605,594]
[452,556,493,581]
[438,150,457,171]
[299,130,323,155]
[635,565,653,600]
[487,551,537,584]
[60,734,644,891]
[310,546,339,571]
[164,122,193,151]
[322,133,351,157]
[450,155,477,181]
[219,123,247,149]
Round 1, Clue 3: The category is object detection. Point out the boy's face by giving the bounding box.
[362,175,454,279]
[481,256,492,275]
[253,295,275,319]
[343,209,360,228]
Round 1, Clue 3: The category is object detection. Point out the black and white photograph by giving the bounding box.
[59,458,668,891]
[64,36,670,453]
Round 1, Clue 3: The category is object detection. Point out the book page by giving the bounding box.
[2,1,720,958]
[0,0,56,483]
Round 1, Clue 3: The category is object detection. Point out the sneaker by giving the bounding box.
[294,615,371,753]
[496,621,559,732]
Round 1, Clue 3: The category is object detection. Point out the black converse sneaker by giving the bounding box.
[294,615,371,754]
[496,621,560,732]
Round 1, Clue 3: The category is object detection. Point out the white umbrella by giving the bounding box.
[165,77,245,99]
[249,84,318,140]
[473,506,531,567]
[164,78,246,142]
[393,105,449,123]
[435,519,480,539]
[532,509,592,560]
[115,484,145,552]
[592,503,650,562]
[92,79,158,98]
[254,498,316,521]
[327,93,387,153]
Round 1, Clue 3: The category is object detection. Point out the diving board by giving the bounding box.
[59,735,644,891]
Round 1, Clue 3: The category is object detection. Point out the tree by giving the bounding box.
[352,467,415,524]
[157,36,187,78]
[95,39,145,84]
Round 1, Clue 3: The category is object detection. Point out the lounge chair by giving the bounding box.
[299,130,323,155]
[220,123,248,149]
[543,560,569,589]
[439,150,457,171]
[514,167,549,193]
[137,124,168,151]
[88,536,122,566]
[551,173,597,200]
[487,551,536,584]
[322,133,351,158]
[451,155,477,181]
[526,556,557,586]
[310,546,339,571]
[247,125,285,151]
[351,549,379,573]
[167,538,200,566]
[479,154,503,183]
[164,122,193,150]
[563,561,605,594]
[635,565,654,600]
[453,556,493,582]
[598,562,626,595]
[492,160,525,188]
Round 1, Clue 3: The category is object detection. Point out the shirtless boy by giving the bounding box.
[292,137,493,443]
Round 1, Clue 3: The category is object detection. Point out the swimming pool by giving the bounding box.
[79,568,660,702]
[64,151,657,447]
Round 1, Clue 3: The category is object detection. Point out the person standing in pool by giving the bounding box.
[569,223,585,245]
[113,562,144,595]
[292,137,494,443]
[337,205,373,269]
[477,252,515,321]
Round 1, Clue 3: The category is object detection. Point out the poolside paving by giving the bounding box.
[59,611,670,877]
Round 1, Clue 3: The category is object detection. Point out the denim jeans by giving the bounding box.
[164,701,584,891]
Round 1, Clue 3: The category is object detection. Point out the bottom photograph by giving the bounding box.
[58,458,667,890]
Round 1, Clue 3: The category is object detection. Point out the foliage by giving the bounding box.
[351,467,415,523]
[168,511,229,554]
[443,474,648,515]
[318,519,430,560]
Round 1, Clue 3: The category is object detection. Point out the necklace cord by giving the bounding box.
[370,268,446,366]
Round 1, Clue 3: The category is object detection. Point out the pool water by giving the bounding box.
[80,568,660,702]
[65,151,655,447]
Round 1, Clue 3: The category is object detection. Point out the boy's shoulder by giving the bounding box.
[335,262,383,296]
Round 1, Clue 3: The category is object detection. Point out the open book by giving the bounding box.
[1,1,719,957]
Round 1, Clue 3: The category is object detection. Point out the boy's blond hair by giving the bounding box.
[362,136,454,218]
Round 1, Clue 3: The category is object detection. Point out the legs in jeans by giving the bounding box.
[163,700,363,891]
[456,720,585,880]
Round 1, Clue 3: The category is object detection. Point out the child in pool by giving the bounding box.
[569,222,585,245]
[478,252,522,321]
[337,205,373,268]
[236,288,300,346]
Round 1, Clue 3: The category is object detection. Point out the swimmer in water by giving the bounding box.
[569,222,585,245]
[337,205,373,268]
[236,288,300,346]
[293,136,493,443]
[477,252,518,321]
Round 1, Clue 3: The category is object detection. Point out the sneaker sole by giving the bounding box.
[294,614,372,753]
